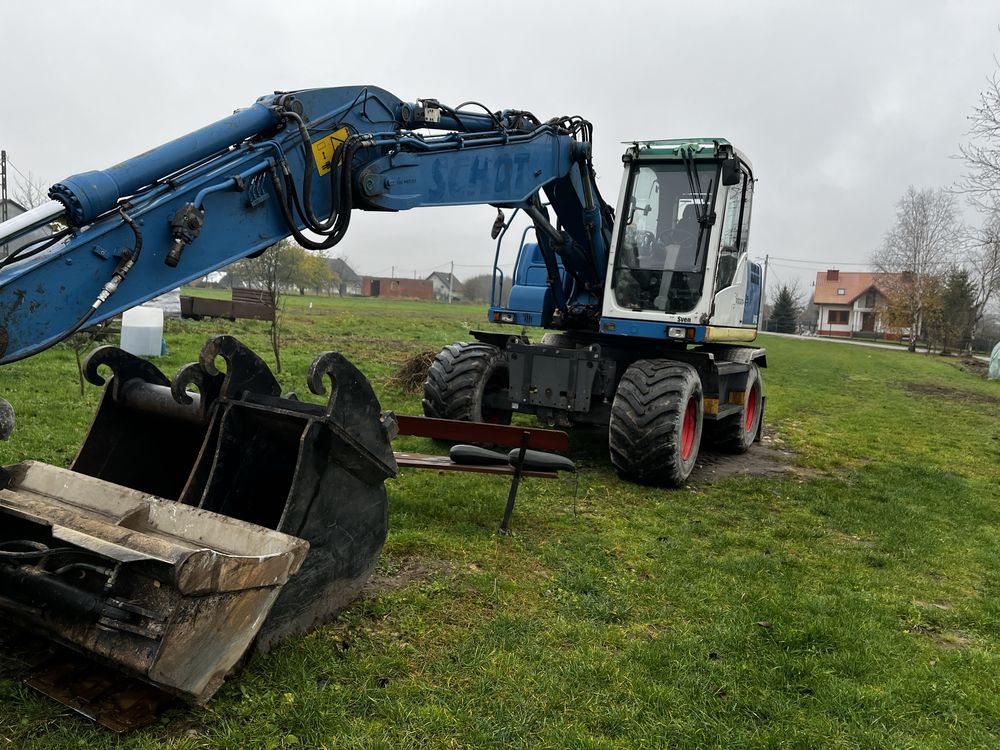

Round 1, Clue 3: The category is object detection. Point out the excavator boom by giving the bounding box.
[0,86,610,365]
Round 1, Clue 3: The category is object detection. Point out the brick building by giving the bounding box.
[361,277,434,299]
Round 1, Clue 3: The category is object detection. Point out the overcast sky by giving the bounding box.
[1,1,997,295]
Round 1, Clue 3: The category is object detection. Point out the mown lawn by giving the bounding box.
[1,294,1000,749]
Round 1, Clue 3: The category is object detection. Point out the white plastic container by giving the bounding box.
[120,305,164,357]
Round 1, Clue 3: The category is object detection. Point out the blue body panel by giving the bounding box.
[494,242,566,327]
[598,317,707,342]
[356,137,574,209]
[743,261,763,325]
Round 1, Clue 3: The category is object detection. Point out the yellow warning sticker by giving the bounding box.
[311,127,350,176]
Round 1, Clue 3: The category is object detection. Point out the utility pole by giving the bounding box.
[759,254,769,331]
[448,260,454,304]
[391,265,394,279]
[1,150,7,259]
[1,150,7,223]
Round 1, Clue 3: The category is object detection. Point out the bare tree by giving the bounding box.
[872,187,959,351]
[964,215,1000,334]
[12,171,49,210]
[459,273,511,304]
[957,56,1000,339]
[958,63,1000,213]
[227,240,304,373]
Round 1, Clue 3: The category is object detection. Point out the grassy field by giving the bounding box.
[2,293,1000,749]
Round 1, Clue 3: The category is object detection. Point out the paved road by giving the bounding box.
[760,331,991,363]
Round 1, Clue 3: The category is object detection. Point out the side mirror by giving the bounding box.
[491,208,506,240]
[722,157,741,187]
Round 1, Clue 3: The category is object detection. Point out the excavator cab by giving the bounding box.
[601,139,760,343]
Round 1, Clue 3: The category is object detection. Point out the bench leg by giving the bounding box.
[499,431,530,535]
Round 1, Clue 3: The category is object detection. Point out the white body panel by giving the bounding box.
[711,254,753,328]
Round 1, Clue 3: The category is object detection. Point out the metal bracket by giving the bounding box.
[499,430,531,535]
[198,335,281,400]
[84,345,171,397]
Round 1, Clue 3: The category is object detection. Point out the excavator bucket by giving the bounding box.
[0,336,397,703]
[0,462,308,704]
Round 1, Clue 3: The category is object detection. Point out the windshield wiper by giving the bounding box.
[681,151,716,268]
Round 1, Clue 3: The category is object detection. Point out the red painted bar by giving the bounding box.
[393,415,569,451]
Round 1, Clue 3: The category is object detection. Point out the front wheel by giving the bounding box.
[609,360,703,487]
[422,342,512,424]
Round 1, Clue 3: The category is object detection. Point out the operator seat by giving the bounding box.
[674,204,700,269]
[656,204,703,312]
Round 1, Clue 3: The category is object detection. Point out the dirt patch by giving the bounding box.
[832,531,877,548]
[689,436,817,484]
[909,624,973,650]
[362,556,450,596]
[390,351,436,393]
[901,381,1000,405]
[953,358,989,378]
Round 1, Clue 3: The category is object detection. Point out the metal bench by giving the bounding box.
[389,415,572,533]
[180,288,275,322]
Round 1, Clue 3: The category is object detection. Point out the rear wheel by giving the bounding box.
[422,342,512,424]
[716,364,763,453]
[609,360,703,487]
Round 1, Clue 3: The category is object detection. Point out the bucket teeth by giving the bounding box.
[1,336,396,703]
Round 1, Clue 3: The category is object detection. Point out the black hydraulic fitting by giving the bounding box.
[165,203,205,268]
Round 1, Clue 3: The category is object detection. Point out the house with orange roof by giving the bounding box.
[813,269,901,337]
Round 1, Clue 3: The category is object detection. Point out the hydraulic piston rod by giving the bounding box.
[0,200,66,246]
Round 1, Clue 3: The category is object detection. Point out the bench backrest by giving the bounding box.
[393,415,568,452]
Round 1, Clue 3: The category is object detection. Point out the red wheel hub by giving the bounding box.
[681,397,697,460]
[745,382,759,433]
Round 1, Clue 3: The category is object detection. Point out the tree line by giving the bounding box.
[770,58,1000,354]
[872,187,998,352]
[872,57,1000,353]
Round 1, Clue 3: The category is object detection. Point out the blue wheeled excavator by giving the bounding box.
[0,86,764,704]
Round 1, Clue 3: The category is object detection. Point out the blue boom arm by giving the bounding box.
[0,85,613,365]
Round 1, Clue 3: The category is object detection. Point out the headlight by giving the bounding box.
[667,327,688,339]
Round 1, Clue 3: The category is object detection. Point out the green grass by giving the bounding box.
[2,294,1000,749]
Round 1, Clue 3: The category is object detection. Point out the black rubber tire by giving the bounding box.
[715,363,763,453]
[422,342,512,424]
[609,360,703,487]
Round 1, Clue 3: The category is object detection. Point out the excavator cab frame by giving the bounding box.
[599,139,761,344]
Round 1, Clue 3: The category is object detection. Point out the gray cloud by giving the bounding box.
[1,0,996,293]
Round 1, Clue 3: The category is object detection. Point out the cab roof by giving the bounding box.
[625,138,752,172]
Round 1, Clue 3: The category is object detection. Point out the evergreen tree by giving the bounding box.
[770,284,801,333]
[939,268,977,352]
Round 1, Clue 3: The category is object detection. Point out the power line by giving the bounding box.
[4,158,32,185]
[767,256,872,267]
